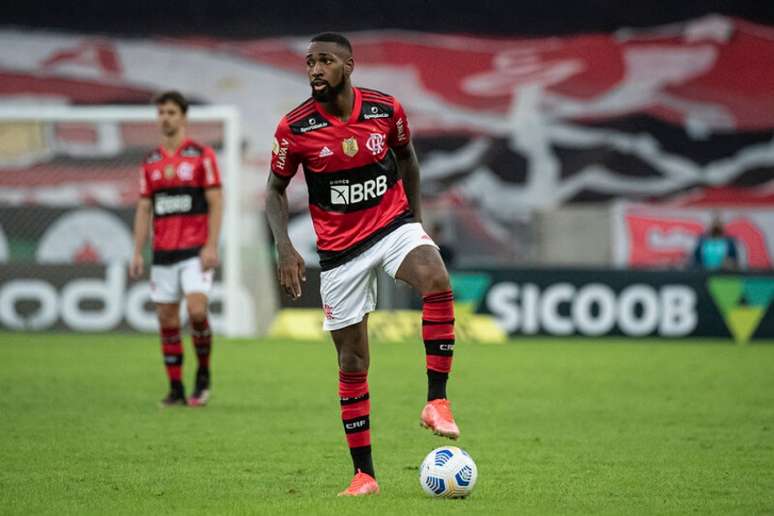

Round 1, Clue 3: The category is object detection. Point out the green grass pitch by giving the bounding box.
[1,332,773,515]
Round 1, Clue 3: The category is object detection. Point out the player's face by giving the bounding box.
[306,42,352,102]
[157,101,186,138]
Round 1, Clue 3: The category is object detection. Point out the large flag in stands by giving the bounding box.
[0,14,772,264]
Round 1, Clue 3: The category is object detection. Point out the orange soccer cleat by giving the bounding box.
[420,399,460,440]
[337,470,380,497]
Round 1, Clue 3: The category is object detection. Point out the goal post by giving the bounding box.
[0,105,277,338]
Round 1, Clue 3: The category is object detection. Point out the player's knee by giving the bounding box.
[339,350,368,372]
[424,269,451,294]
[158,312,180,328]
[187,305,208,324]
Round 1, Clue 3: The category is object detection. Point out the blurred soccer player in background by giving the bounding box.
[266,33,459,496]
[130,91,223,407]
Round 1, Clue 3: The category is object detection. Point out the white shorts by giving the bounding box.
[320,222,438,331]
[150,256,214,304]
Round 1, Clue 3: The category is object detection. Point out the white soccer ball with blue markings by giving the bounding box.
[419,446,478,498]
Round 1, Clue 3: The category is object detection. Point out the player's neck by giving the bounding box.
[161,132,186,154]
[320,84,355,122]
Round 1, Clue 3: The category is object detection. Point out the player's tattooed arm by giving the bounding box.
[265,173,306,299]
[394,142,422,223]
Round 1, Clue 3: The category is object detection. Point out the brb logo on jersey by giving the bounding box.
[155,193,193,215]
[330,175,388,206]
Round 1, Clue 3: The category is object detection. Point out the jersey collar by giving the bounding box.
[314,87,362,127]
[159,138,191,158]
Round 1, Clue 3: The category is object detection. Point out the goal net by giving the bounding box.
[0,105,277,337]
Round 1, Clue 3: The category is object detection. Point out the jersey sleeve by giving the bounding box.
[139,165,151,198]
[270,118,301,178]
[388,98,412,148]
[201,147,222,188]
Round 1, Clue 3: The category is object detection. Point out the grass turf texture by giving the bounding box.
[1,333,773,515]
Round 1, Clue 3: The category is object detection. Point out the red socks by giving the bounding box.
[422,290,455,400]
[339,370,374,477]
[160,326,183,383]
[191,318,212,370]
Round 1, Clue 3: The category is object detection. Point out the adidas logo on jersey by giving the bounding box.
[319,146,334,157]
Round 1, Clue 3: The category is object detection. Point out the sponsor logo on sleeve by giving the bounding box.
[274,138,289,171]
[396,118,407,143]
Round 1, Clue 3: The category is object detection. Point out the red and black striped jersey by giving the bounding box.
[270,87,413,270]
[139,138,221,264]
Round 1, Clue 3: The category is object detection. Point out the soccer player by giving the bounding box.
[266,33,459,496]
[130,91,223,408]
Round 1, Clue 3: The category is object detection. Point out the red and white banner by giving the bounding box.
[612,202,774,269]
[1,15,773,263]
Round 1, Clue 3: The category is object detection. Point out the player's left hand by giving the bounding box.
[200,245,219,271]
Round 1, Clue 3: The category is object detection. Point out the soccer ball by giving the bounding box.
[419,446,478,498]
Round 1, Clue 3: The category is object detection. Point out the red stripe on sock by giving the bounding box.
[423,292,454,343]
[167,365,182,381]
[423,292,455,322]
[160,327,182,381]
[340,384,368,397]
[423,290,455,303]
[341,400,370,420]
[340,370,367,381]
[191,318,211,368]
[423,323,454,341]
[427,355,453,374]
[162,343,183,355]
[339,370,371,449]
[346,431,371,448]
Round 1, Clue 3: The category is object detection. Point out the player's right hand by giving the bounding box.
[277,244,306,300]
[129,253,144,279]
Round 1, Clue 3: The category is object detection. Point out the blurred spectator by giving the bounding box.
[429,222,456,268]
[692,216,739,270]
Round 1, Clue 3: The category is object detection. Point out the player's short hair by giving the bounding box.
[310,32,352,54]
[153,90,188,114]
